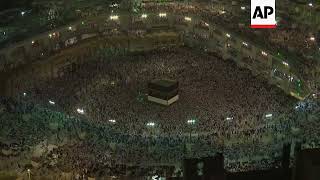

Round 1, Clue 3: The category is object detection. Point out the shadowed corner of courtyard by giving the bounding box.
[0,172,17,180]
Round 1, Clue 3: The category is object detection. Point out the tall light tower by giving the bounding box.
[27,169,31,180]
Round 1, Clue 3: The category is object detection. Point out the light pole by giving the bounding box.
[27,169,31,180]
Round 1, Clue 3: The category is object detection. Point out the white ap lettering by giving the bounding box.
[253,6,274,19]
[251,0,276,28]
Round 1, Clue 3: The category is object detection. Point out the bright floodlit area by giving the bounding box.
[0,0,320,180]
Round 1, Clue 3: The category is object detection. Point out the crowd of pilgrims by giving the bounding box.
[142,2,319,58]
[1,84,320,178]
[1,1,319,77]
[28,47,297,135]
[0,1,320,179]
[1,47,320,178]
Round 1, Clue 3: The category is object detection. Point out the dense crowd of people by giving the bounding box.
[0,1,320,179]
[143,2,319,58]
[1,47,319,178]
[1,1,319,80]
[28,47,297,135]
[0,84,320,178]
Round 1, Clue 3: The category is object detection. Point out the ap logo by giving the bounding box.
[251,0,276,28]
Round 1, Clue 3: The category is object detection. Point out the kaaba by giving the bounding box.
[148,79,179,106]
